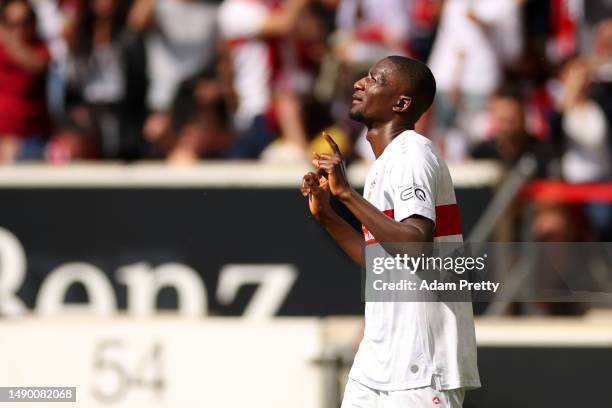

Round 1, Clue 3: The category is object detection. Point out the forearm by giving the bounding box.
[339,189,428,242]
[318,211,364,266]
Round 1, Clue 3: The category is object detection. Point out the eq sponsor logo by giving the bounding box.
[400,185,426,202]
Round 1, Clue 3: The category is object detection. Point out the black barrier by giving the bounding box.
[0,187,492,317]
[466,346,612,408]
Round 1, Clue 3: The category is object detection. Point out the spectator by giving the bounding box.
[142,46,236,162]
[261,3,334,161]
[410,0,443,61]
[471,88,557,178]
[0,0,606,179]
[428,0,523,161]
[548,54,612,240]
[590,18,612,126]
[218,0,311,159]
[31,0,84,120]
[66,0,147,159]
[470,88,569,247]
[547,0,581,62]
[164,69,233,164]
[129,0,219,112]
[549,56,610,183]
[0,0,50,162]
[46,121,99,163]
[334,0,411,65]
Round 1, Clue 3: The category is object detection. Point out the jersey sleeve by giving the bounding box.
[389,148,437,224]
[218,1,268,39]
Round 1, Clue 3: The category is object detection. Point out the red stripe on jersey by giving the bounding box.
[361,205,461,242]
[434,204,462,237]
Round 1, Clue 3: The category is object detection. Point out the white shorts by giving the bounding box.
[341,379,465,408]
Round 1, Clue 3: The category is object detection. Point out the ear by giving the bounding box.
[392,95,412,114]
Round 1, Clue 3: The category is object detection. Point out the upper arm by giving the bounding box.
[400,215,434,243]
[389,150,438,228]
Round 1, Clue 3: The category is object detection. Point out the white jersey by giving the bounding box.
[349,130,481,391]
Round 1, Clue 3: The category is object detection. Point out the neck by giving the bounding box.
[366,121,415,158]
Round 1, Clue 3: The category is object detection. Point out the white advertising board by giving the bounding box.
[0,317,324,408]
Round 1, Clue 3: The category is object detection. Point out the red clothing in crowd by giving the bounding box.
[0,41,50,137]
[550,0,579,59]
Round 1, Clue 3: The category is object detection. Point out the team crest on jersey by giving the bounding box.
[432,396,441,405]
[367,178,377,201]
[400,185,426,202]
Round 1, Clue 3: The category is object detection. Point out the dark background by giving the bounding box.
[0,186,492,316]
[2,185,611,407]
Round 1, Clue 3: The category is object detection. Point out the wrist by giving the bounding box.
[336,187,357,203]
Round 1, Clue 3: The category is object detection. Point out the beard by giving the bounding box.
[349,107,366,123]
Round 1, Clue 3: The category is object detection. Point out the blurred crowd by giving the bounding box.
[0,0,610,167]
[0,0,610,194]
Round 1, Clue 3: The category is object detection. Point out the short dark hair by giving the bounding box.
[386,55,437,120]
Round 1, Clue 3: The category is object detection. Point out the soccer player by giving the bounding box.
[301,56,480,407]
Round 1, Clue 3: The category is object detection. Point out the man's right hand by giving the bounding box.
[301,171,333,222]
[301,169,364,267]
